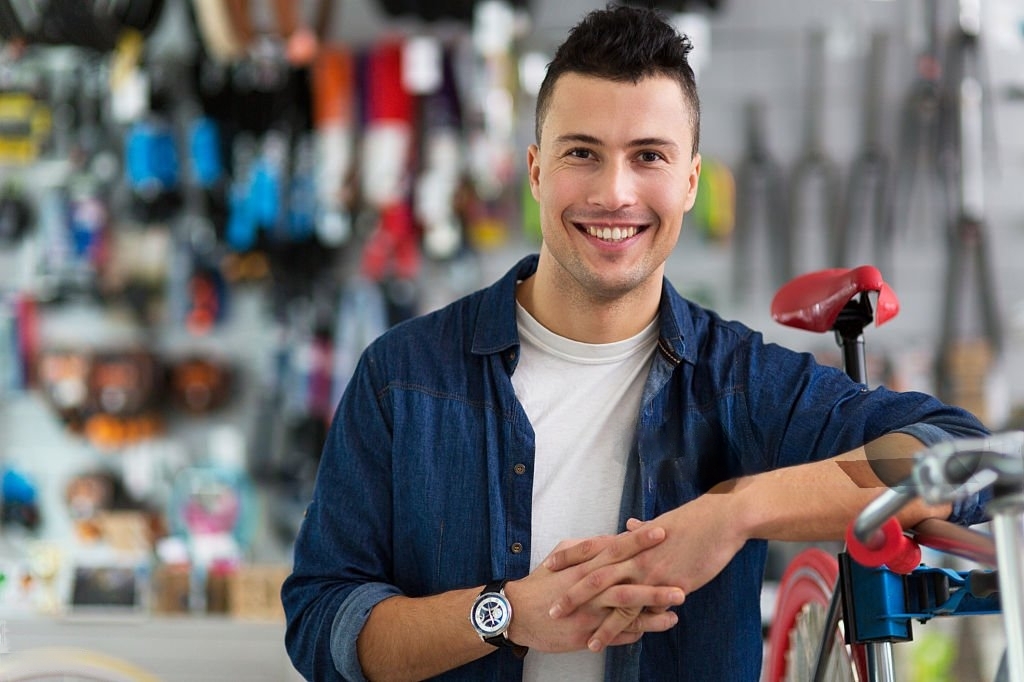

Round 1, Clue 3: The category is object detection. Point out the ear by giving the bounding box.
[683,153,702,212]
[527,144,541,201]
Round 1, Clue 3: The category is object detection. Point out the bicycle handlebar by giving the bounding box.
[913,431,1024,504]
[847,431,1024,573]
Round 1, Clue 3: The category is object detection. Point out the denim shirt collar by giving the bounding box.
[655,276,696,366]
[470,253,697,367]
[470,255,535,359]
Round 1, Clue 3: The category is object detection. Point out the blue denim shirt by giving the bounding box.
[282,254,988,682]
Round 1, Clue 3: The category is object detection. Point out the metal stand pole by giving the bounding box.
[990,497,1024,682]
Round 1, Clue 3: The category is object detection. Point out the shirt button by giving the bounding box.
[513,463,526,475]
[510,542,524,554]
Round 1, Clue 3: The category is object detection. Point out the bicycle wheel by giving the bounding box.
[764,548,868,682]
[0,646,161,682]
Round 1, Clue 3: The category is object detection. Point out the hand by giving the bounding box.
[504,529,685,653]
[544,492,748,649]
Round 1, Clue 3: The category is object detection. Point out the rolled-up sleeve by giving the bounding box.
[283,348,397,682]
[892,422,992,526]
[330,583,404,681]
[738,336,991,526]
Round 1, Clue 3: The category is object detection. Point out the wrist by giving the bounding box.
[501,579,527,648]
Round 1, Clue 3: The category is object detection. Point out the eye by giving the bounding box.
[638,150,664,163]
[566,147,594,160]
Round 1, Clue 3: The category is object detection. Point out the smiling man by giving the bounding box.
[520,70,699,343]
[282,6,988,682]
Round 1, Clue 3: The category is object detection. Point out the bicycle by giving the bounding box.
[764,264,895,681]
[763,265,1023,682]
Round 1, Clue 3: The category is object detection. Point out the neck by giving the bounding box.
[517,254,661,344]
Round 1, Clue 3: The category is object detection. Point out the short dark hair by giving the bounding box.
[534,4,701,155]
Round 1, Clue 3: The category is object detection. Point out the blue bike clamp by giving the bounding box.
[840,551,1001,645]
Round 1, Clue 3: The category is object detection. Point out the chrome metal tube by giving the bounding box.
[852,487,916,545]
[910,518,997,567]
[990,498,1024,682]
[865,642,896,682]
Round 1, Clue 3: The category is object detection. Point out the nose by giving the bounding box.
[588,159,637,210]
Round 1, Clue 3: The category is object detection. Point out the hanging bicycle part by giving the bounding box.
[837,31,894,275]
[892,0,950,242]
[788,28,840,279]
[732,98,788,307]
[934,0,1004,422]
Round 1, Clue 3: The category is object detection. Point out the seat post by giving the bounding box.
[832,293,876,385]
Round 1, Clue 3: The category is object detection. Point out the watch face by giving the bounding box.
[473,593,511,636]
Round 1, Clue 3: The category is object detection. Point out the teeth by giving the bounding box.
[585,226,638,241]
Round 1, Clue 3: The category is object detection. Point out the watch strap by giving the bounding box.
[481,578,508,597]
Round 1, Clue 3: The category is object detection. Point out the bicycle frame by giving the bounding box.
[767,267,1018,682]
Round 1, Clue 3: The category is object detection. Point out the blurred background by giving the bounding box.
[0,0,1022,679]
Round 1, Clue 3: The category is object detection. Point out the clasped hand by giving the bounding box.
[503,525,683,654]
[510,496,747,653]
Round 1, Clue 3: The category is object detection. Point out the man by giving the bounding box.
[282,6,988,681]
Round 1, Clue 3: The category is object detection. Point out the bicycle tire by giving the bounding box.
[764,547,868,682]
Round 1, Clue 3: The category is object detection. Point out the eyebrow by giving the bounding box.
[552,133,681,152]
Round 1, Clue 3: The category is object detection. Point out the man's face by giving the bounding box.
[528,73,700,303]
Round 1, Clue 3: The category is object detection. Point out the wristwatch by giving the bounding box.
[470,579,528,657]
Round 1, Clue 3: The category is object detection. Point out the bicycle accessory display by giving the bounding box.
[411,38,465,260]
[168,355,232,414]
[0,184,33,245]
[360,38,419,283]
[0,0,165,52]
[311,45,355,247]
[0,88,52,165]
[126,118,182,215]
[1,467,40,532]
[37,349,92,428]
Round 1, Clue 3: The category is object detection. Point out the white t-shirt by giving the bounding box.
[512,303,658,681]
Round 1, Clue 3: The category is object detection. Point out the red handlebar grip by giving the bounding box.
[846,517,921,574]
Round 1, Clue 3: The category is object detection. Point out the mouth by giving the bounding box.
[578,224,645,243]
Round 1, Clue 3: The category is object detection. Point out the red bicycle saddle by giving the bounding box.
[771,265,899,333]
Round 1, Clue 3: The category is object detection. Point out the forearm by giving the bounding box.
[357,530,686,675]
[358,588,492,682]
[733,432,949,542]
[543,433,964,634]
